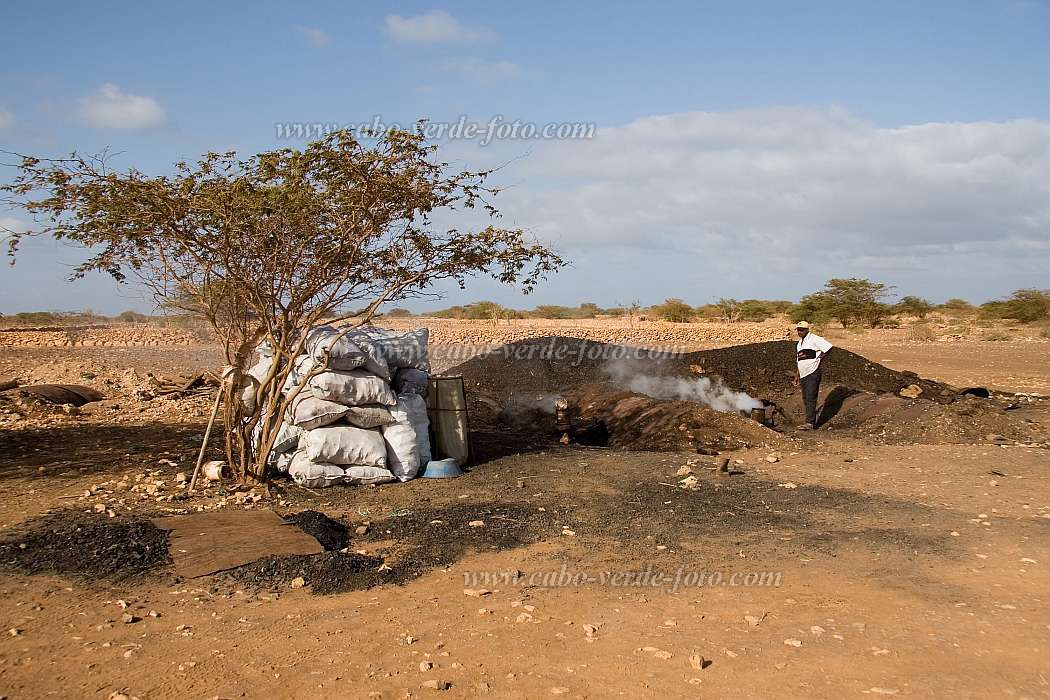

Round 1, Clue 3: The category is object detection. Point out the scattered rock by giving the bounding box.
[784,638,802,647]
[421,679,451,691]
[689,654,710,670]
[899,384,923,399]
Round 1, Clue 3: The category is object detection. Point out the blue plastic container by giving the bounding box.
[421,458,464,479]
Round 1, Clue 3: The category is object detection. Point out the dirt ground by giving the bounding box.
[1,339,1048,699]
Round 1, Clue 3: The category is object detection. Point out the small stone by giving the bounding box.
[784,638,802,647]
[765,455,779,463]
[463,588,491,598]
[551,688,570,695]
[675,466,693,477]
[562,529,576,537]
[468,520,485,528]
[421,679,451,691]
[121,613,140,624]
[515,612,534,623]
[8,628,21,637]
[147,610,161,618]
[290,577,306,589]
[354,525,370,535]
[419,661,433,671]
[689,654,709,670]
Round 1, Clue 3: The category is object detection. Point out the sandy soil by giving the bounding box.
[0,339,1048,699]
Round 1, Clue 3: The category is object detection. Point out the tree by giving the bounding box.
[532,304,572,319]
[3,129,563,481]
[117,309,149,323]
[715,298,741,323]
[794,278,893,328]
[991,289,1050,323]
[894,295,933,319]
[737,299,773,322]
[577,302,600,318]
[652,298,694,323]
[939,298,974,314]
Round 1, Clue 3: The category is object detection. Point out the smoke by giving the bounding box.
[602,358,763,414]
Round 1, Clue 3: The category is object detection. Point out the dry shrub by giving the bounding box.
[908,323,938,342]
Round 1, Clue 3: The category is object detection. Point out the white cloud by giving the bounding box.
[77,83,166,129]
[441,58,522,84]
[0,110,14,129]
[493,107,1050,279]
[297,26,331,47]
[385,10,494,44]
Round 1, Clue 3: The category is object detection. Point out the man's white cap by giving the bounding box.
[795,320,811,329]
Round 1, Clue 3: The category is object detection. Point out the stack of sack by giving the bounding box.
[249,325,431,489]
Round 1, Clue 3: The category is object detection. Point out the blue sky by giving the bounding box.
[2,0,1049,313]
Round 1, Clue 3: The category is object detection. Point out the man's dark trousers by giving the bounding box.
[801,368,822,426]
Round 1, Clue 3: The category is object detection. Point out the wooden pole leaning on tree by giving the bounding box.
[189,368,232,492]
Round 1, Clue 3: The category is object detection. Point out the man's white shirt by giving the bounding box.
[796,332,833,378]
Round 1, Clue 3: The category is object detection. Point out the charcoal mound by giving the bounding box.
[285,510,349,551]
[228,551,388,594]
[0,511,171,581]
[451,337,955,409]
[682,341,954,403]
[449,337,1044,446]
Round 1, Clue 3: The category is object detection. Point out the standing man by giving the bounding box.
[793,321,833,430]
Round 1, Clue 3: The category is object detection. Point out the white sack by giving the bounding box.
[393,368,429,397]
[287,390,350,430]
[307,368,396,407]
[406,393,432,465]
[360,327,430,371]
[301,425,387,467]
[345,405,397,429]
[289,451,345,488]
[343,465,396,485]
[271,421,303,455]
[273,451,294,474]
[381,394,430,481]
[251,420,303,463]
[305,325,390,379]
